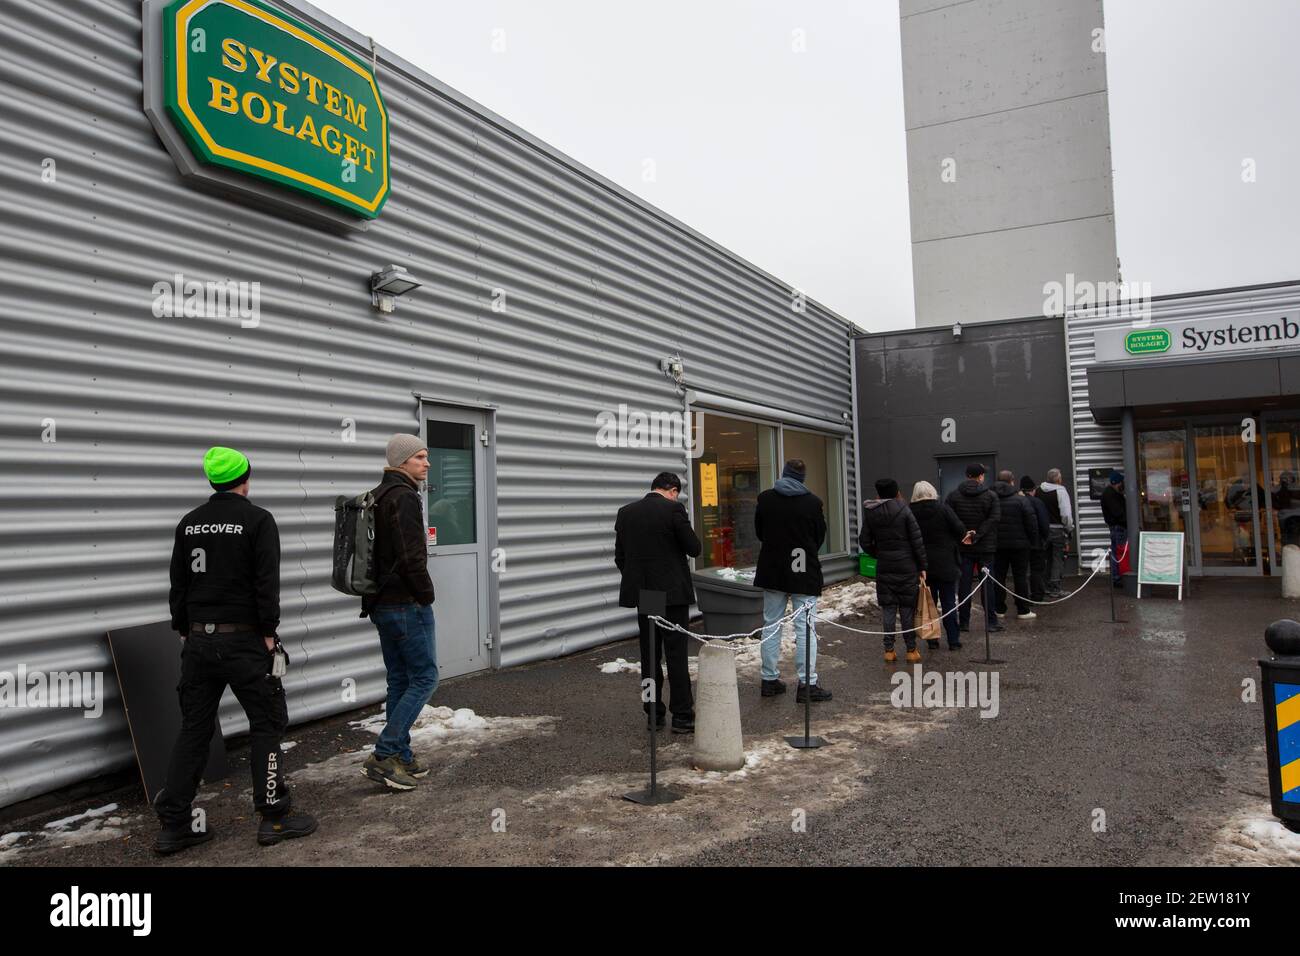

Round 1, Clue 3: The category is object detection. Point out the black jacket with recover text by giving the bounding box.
[169,491,280,636]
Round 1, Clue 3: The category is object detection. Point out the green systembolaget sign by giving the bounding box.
[1124,328,1171,355]
[162,0,389,218]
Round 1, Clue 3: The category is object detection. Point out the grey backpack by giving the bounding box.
[331,484,400,598]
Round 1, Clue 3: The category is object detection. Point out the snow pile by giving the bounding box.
[598,658,640,674]
[1211,813,1300,866]
[711,567,756,584]
[817,580,878,622]
[281,741,297,751]
[0,804,132,861]
[296,705,556,784]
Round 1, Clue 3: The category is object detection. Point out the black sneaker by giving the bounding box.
[959,624,970,633]
[671,717,695,735]
[948,641,963,650]
[761,678,787,697]
[257,810,318,846]
[988,623,1006,633]
[796,682,832,703]
[153,821,215,856]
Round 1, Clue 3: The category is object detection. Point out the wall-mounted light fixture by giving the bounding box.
[659,354,685,385]
[952,321,963,341]
[371,265,422,313]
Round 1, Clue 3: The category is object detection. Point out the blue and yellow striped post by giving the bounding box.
[1259,619,1300,833]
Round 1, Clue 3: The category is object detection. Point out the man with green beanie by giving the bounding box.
[155,446,317,853]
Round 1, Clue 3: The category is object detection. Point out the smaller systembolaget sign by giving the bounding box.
[1095,312,1300,364]
[150,0,389,219]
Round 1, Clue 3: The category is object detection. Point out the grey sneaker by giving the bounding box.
[362,753,419,790]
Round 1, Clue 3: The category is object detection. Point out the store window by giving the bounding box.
[781,428,846,555]
[692,414,776,569]
[691,412,846,570]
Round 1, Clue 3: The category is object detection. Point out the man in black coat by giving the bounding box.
[753,459,830,702]
[945,462,1000,633]
[991,470,1040,620]
[860,478,927,662]
[615,471,702,733]
[1022,475,1052,603]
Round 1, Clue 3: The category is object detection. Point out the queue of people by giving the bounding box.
[859,462,1076,661]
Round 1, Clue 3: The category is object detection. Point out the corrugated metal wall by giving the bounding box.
[1065,282,1300,560]
[0,0,857,808]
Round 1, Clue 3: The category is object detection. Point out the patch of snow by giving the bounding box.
[816,580,879,622]
[1212,814,1300,865]
[0,832,29,849]
[298,705,557,784]
[598,658,640,674]
[44,803,119,830]
[281,741,297,751]
[712,567,756,584]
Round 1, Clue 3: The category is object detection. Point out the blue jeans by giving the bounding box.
[371,603,438,762]
[929,579,960,647]
[761,590,817,686]
[1110,525,1128,584]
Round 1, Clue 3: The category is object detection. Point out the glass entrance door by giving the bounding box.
[1137,428,1193,571]
[1263,418,1300,571]
[1191,424,1263,573]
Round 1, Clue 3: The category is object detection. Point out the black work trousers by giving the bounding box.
[994,549,1032,615]
[156,627,290,826]
[636,605,694,721]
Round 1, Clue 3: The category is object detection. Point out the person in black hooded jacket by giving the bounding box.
[944,462,1000,633]
[992,470,1039,620]
[909,480,966,650]
[860,478,926,662]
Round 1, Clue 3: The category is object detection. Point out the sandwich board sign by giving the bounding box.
[1137,531,1184,600]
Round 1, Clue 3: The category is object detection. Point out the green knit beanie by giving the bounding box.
[203,446,251,490]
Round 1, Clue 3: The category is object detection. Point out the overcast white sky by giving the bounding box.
[309,0,1300,332]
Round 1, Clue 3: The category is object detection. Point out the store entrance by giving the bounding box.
[1136,415,1300,576]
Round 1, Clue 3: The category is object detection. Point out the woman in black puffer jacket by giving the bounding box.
[909,480,967,651]
[859,478,926,662]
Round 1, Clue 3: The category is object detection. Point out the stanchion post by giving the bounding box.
[785,602,825,750]
[971,567,1004,665]
[623,589,683,805]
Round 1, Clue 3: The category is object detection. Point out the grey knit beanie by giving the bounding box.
[386,433,427,467]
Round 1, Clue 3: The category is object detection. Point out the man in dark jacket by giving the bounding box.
[361,433,439,791]
[909,481,966,650]
[156,446,316,854]
[1101,470,1128,587]
[615,471,702,733]
[861,478,927,662]
[945,463,1000,633]
[753,459,830,702]
[992,470,1039,620]
[1022,476,1052,603]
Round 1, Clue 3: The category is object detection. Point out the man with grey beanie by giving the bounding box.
[360,433,439,791]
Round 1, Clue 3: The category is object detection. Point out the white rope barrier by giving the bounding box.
[649,539,1130,647]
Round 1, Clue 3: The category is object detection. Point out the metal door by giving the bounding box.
[420,403,492,679]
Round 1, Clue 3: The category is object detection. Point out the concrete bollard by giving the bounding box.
[693,642,745,772]
[1283,544,1300,599]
